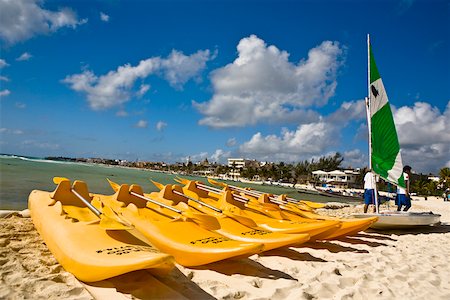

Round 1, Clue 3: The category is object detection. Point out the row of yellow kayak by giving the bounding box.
[28,177,377,282]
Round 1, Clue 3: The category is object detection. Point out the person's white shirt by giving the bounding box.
[397,172,409,195]
[364,172,378,190]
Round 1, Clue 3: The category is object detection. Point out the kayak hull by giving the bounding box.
[29,187,173,282]
[100,186,263,267]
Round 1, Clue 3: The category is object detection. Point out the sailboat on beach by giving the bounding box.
[352,35,440,229]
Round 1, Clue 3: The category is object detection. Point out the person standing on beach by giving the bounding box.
[397,165,412,211]
[363,170,378,213]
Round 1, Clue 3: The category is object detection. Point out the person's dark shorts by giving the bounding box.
[397,194,411,207]
[364,189,375,204]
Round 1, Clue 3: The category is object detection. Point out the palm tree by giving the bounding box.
[439,167,450,190]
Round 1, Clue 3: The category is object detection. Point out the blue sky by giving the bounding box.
[0,0,449,173]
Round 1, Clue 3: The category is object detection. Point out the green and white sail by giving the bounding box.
[368,38,405,188]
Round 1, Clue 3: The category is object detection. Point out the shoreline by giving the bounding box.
[1,197,449,299]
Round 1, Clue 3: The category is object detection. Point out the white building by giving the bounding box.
[228,158,245,169]
[312,169,359,187]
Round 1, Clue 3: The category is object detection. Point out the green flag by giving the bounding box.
[369,43,405,188]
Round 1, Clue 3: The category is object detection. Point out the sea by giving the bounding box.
[0,154,358,210]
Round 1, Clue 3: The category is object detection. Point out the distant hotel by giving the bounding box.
[311,169,359,188]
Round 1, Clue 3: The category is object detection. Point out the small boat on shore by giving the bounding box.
[352,35,441,229]
[352,211,441,229]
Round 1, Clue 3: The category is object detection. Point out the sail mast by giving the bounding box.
[367,34,380,213]
[366,34,372,170]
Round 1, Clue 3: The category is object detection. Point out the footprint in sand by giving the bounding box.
[251,278,263,288]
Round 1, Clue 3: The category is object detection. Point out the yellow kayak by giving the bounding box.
[99,184,264,266]
[240,192,377,239]
[206,177,326,210]
[285,208,378,239]
[181,181,341,237]
[204,179,377,240]
[28,180,174,282]
[149,184,311,251]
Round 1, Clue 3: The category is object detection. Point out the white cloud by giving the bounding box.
[0,59,9,68]
[182,149,231,164]
[194,35,344,128]
[116,110,128,117]
[100,12,110,22]
[211,149,231,163]
[343,149,366,168]
[226,137,237,147]
[156,121,167,131]
[394,101,450,173]
[0,128,24,135]
[134,120,148,128]
[137,84,150,97]
[0,89,11,97]
[327,100,366,124]
[0,76,9,81]
[0,0,87,44]
[239,121,339,162]
[184,152,209,163]
[235,100,366,163]
[16,52,32,61]
[63,49,213,110]
[22,140,60,150]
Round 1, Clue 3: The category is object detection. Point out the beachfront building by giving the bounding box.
[311,169,359,188]
[227,158,245,179]
[227,158,245,169]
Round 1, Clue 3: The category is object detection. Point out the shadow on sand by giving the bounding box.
[351,232,397,241]
[83,269,199,300]
[154,268,217,300]
[331,236,391,247]
[193,257,297,281]
[301,240,370,254]
[259,248,327,262]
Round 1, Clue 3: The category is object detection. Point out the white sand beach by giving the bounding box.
[1,197,449,300]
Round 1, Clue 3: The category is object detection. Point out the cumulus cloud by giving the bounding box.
[211,149,231,163]
[0,0,87,44]
[194,35,344,128]
[0,89,11,97]
[137,84,150,97]
[239,121,339,162]
[16,52,32,61]
[343,149,366,168]
[394,101,450,173]
[327,100,366,124]
[63,49,214,110]
[156,121,167,131]
[236,99,364,162]
[184,149,231,164]
[134,120,148,128]
[100,12,110,22]
[184,152,209,163]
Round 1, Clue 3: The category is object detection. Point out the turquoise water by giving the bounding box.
[0,155,357,210]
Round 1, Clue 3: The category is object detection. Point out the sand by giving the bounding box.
[1,197,449,299]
